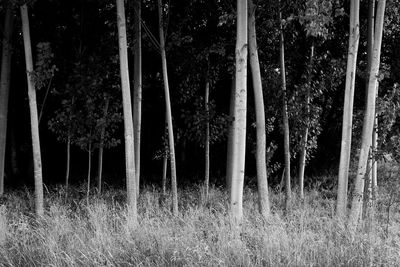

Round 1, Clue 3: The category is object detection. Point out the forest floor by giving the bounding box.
[0,181,399,266]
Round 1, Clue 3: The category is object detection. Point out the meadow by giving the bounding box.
[0,181,399,267]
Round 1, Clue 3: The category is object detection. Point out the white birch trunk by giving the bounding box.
[116,0,138,225]
[230,0,248,222]
[348,0,386,231]
[133,0,142,196]
[158,0,179,216]
[279,11,291,211]
[336,0,360,218]
[248,0,270,218]
[21,4,44,216]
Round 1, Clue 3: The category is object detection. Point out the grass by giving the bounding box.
[0,184,399,266]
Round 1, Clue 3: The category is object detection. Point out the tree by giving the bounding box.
[248,0,271,218]
[20,3,44,216]
[229,0,248,222]
[116,0,137,225]
[297,0,335,199]
[133,0,142,196]
[158,0,179,216]
[279,10,291,211]
[204,60,211,200]
[336,0,360,218]
[0,2,14,195]
[97,97,109,193]
[349,0,386,231]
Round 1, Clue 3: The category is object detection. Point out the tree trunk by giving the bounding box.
[365,0,376,221]
[97,98,109,194]
[279,11,291,211]
[65,136,70,192]
[336,0,360,219]
[349,0,386,231]
[86,142,92,204]
[21,4,44,216]
[229,0,248,222]
[298,42,315,200]
[158,0,179,216]
[116,0,138,225]
[133,0,142,196]
[0,3,14,196]
[372,116,378,191]
[226,78,235,190]
[248,0,270,218]
[162,152,167,195]
[204,64,210,200]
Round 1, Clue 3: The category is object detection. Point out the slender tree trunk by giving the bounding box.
[372,116,378,191]
[158,0,178,216]
[65,135,71,191]
[162,152,167,195]
[229,0,248,222]
[279,11,291,211]
[21,4,44,216]
[133,0,142,196]
[298,42,315,200]
[248,0,270,218]
[226,78,235,190]
[10,124,18,177]
[97,98,109,194]
[204,63,210,200]
[365,0,376,221]
[336,0,360,219]
[349,0,386,231]
[116,0,137,225]
[86,142,92,203]
[0,4,14,196]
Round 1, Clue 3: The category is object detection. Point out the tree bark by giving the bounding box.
[226,78,235,190]
[336,0,360,219]
[298,42,315,200]
[65,135,70,192]
[279,11,291,211]
[349,0,386,231]
[86,142,92,203]
[116,0,138,225]
[158,0,179,216]
[229,0,248,222]
[133,0,142,196]
[21,4,44,216]
[204,74,210,200]
[248,0,270,218]
[97,98,109,194]
[0,3,14,196]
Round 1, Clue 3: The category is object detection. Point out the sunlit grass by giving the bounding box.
[0,183,399,266]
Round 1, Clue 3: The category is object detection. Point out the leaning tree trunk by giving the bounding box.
[365,0,376,221]
[97,98,109,193]
[336,0,360,219]
[349,0,386,232]
[298,42,315,200]
[116,0,138,225]
[133,0,142,196]
[21,4,44,216]
[0,4,14,196]
[158,0,178,216]
[229,0,248,222]
[248,0,270,218]
[279,11,291,211]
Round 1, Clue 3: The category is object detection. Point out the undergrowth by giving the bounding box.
[0,184,399,266]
